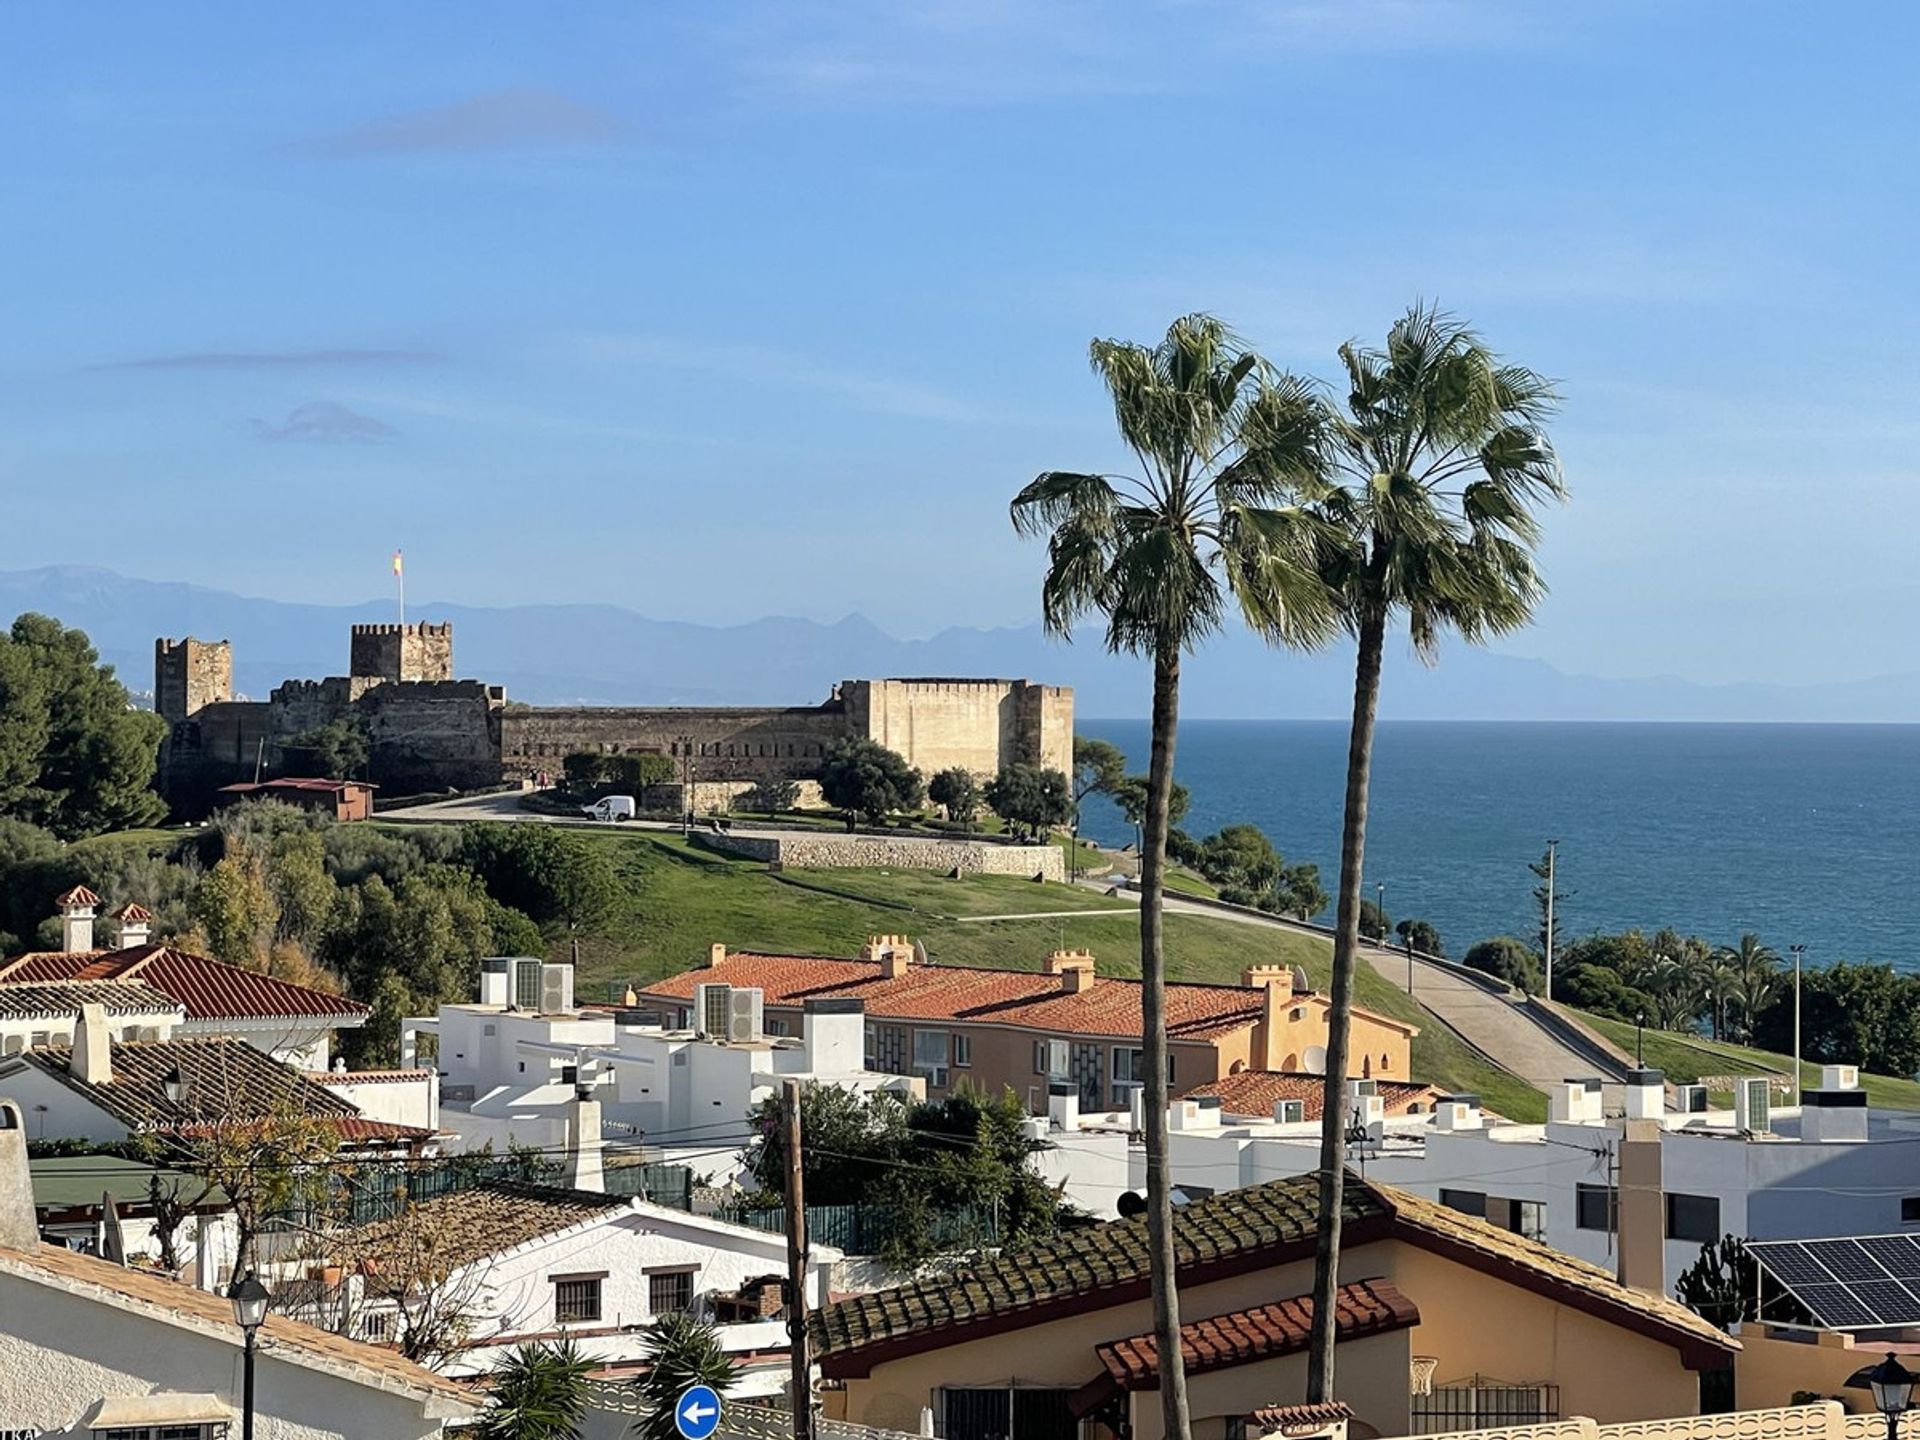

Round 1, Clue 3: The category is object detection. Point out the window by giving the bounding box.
[914,1029,950,1088]
[1488,1196,1547,1242]
[361,1310,394,1341]
[100,1427,222,1440]
[1903,1196,1920,1224]
[953,1034,972,1068]
[1035,1039,1069,1078]
[940,1387,1081,1440]
[32,1030,51,1048]
[765,1017,789,1037]
[865,1022,879,1069]
[1576,1183,1616,1233]
[649,1269,695,1315]
[1667,1192,1720,1244]
[554,1275,604,1324]
[1112,1048,1177,1086]
[1439,1188,1488,1218]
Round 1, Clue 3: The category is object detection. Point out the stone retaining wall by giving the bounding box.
[706,830,1064,881]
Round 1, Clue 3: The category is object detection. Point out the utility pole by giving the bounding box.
[1544,839,1558,1002]
[1790,944,1807,1106]
[782,1078,813,1440]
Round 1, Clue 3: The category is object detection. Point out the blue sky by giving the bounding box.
[3,2,1916,687]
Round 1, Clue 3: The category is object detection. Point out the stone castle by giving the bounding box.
[154,622,1073,813]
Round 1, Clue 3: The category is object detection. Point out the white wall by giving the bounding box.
[181,1017,339,1070]
[0,1007,179,1057]
[0,1265,466,1439]
[320,1072,437,1130]
[0,1067,131,1144]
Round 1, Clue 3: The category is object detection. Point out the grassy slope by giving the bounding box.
[562,831,1537,1115]
[1581,1013,1920,1112]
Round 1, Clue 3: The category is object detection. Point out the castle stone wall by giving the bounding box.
[843,679,1072,778]
[705,830,1065,881]
[154,638,233,723]
[350,623,453,689]
[354,680,504,792]
[501,705,849,782]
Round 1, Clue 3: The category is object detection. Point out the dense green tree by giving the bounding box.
[629,1316,735,1440]
[1192,823,1283,900]
[1527,845,1570,966]
[1462,936,1542,994]
[1357,897,1391,942]
[927,767,979,826]
[477,1338,595,1440]
[1013,313,1338,1440]
[1303,306,1563,1397]
[267,829,335,946]
[1723,934,1780,1043]
[818,738,924,828]
[1111,774,1189,848]
[458,823,616,930]
[189,851,280,969]
[607,753,675,793]
[1395,918,1443,958]
[0,614,166,838]
[1755,961,1920,1078]
[283,717,368,780]
[1271,862,1329,922]
[984,764,1071,840]
[739,777,800,813]
[561,753,607,790]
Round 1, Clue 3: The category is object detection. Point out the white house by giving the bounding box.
[1036,1065,1920,1292]
[0,888,370,1068]
[312,1065,440,1133]
[0,979,183,1057]
[284,1176,844,1385]
[0,1096,477,1439]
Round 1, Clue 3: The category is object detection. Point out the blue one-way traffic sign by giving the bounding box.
[675,1384,724,1440]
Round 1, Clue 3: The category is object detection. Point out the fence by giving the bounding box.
[268,1155,694,1228]
[1415,1402,1849,1440]
[718,1201,998,1254]
[605,1161,694,1210]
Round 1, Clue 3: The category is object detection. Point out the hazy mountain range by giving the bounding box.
[2,566,1913,723]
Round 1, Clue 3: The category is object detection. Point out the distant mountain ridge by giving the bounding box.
[1,565,1913,723]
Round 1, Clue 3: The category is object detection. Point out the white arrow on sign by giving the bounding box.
[682,1399,719,1426]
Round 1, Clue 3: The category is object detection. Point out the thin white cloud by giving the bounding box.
[298,88,627,157]
[89,347,442,373]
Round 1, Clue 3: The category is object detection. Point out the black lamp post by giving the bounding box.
[229,1271,270,1440]
[1850,1353,1918,1440]
[1635,1010,1645,1067]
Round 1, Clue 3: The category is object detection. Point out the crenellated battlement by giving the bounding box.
[350,622,453,637]
[350,620,453,686]
[154,636,232,723]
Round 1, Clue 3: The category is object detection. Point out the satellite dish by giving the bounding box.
[913,940,930,967]
[1116,1191,1147,1220]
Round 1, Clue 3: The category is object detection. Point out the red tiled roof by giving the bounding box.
[11,1037,360,1134]
[1184,1072,1439,1121]
[1249,1402,1355,1430]
[220,778,375,794]
[1089,1280,1418,1393]
[0,980,181,1020]
[0,946,367,1023]
[308,1068,432,1084]
[645,954,1271,1042]
[54,885,101,909]
[328,1117,434,1143]
[113,902,153,923]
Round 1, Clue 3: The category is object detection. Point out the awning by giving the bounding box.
[89,1392,237,1426]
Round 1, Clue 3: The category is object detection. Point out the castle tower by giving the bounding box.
[154,637,233,724]
[350,622,454,690]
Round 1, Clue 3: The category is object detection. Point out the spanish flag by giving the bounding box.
[392,550,404,577]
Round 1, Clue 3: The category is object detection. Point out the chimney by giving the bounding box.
[1548,1078,1605,1125]
[1169,1096,1222,1131]
[0,1100,40,1249]
[1432,1093,1482,1132]
[113,903,152,950]
[1624,1068,1666,1121]
[57,885,100,954]
[803,998,865,1073]
[1802,1065,1870,1144]
[479,958,511,1006]
[1617,1119,1665,1292]
[74,1003,112,1085]
[707,943,728,969]
[1047,1080,1079,1131]
[862,935,913,980]
[1242,965,1295,1000]
[1047,950,1096,993]
[562,1084,604,1193]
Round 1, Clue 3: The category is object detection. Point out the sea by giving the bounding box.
[1075,720,1920,968]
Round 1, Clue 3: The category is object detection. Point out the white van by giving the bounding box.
[581,795,637,823]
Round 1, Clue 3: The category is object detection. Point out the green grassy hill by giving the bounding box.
[556,831,1543,1119]
[1580,1013,1920,1112]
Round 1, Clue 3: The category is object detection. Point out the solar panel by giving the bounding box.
[1797,1284,1881,1329]
[1861,1236,1920,1280]
[1750,1242,1838,1288]
[1806,1240,1885,1282]
[1853,1281,1920,1325]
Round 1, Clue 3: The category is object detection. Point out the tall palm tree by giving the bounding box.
[1012,314,1337,1440]
[1725,934,1781,1042]
[1304,305,1563,1399]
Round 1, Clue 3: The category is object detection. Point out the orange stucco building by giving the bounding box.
[640,936,1418,1111]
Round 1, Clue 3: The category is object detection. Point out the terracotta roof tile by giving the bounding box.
[307,1068,433,1084]
[0,1242,474,1407]
[113,903,153,923]
[645,953,1372,1042]
[0,980,181,1021]
[0,946,368,1023]
[1184,1072,1438,1121]
[1249,1402,1355,1429]
[54,885,101,909]
[11,1037,360,1133]
[340,1181,629,1282]
[1093,1280,1417,1389]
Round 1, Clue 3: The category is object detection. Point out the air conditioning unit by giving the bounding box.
[539,964,573,1015]
[726,987,764,1043]
[696,983,731,1039]
[1674,1083,1708,1114]
[512,958,543,1010]
[1275,1099,1306,1123]
[1737,1076,1772,1134]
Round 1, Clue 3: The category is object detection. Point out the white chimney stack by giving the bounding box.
[1169,1096,1222,1131]
[1432,1093,1482,1132]
[562,1084,604,1193]
[1047,1080,1079,1132]
[1549,1078,1605,1125]
[57,885,100,955]
[479,958,511,1006]
[1625,1068,1666,1121]
[113,903,152,950]
[1821,1064,1860,1092]
[803,998,865,1073]
[0,1101,40,1249]
[73,1002,112,1085]
[1802,1070,1870,1144]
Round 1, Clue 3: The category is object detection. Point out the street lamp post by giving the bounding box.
[1634,1010,1645,1068]
[1375,881,1386,947]
[1790,943,1807,1105]
[1406,925,1416,997]
[229,1272,270,1440]
[1850,1353,1918,1440]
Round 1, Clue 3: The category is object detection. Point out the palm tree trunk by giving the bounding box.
[1308,605,1386,1402]
[1141,641,1192,1440]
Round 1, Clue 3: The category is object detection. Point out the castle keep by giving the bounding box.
[155,622,1072,813]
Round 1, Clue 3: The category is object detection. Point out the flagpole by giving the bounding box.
[395,551,405,627]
